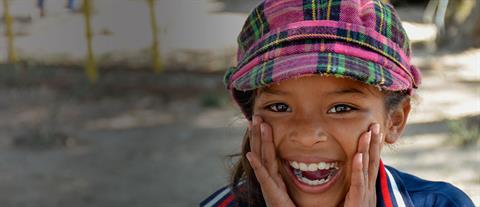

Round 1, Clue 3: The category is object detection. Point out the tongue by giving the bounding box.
[302,169,332,180]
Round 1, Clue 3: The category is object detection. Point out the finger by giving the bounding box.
[357,130,371,179]
[368,123,381,187]
[247,152,296,207]
[261,123,276,172]
[260,123,284,187]
[250,115,263,157]
[246,152,278,191]
[348,153,365,202]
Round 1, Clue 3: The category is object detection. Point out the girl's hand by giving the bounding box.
[344,123,382,207]
[246,115,296,207]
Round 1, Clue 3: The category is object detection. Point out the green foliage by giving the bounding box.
[13,129,76,150]
[201,92,227,108]
[446,117,480,147]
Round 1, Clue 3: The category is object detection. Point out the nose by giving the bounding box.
[288,118,328,147]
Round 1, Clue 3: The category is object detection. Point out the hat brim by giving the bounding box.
[230,52,413,92]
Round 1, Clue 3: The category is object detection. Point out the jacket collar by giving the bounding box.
[376,160,414,207]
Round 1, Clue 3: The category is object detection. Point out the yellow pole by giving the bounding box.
[3,0,17,63]
[148,0,162,73]
[83,0,98,82]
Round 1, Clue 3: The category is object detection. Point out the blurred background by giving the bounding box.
[0,0,478,206]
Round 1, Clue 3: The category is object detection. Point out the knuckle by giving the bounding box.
[262,159,268,165]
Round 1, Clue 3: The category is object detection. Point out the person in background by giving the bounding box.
[37,0,45,17]
[66,0,76,12]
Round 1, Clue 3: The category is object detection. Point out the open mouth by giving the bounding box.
[285,160,342,193]
[290,161,339,185]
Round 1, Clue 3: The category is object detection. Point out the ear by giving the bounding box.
[384,97,411,144]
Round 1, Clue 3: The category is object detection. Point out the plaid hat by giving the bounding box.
[224,0,421,99]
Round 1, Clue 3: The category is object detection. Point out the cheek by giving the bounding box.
[260,115,289,146]
[324,120,362,159]
[325,112,385,156]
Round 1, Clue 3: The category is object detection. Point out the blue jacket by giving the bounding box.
[200,163,474,207]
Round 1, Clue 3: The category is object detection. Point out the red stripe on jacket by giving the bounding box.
[219,194,235,207]
[379,160,394,207]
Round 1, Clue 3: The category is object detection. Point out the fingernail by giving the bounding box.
[246,153,252,162]
[367,130,372,142]
[358,153,363,162]
[372,123,380,135]
[260,124,265,135]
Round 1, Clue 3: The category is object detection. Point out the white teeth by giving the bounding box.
[293,169,334,186]
[289,161,339,171]
[291,161,299,169]
[307,163,317,171]
[318,162,326,170]
[299,163,308,171]
[301,177,312,185]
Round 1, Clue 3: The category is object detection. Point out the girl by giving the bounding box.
[201,0,475,206]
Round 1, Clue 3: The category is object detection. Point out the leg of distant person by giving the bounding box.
[37,0,45,17]
[67,0,75,11]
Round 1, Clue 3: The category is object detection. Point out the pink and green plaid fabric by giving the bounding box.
[224,0,422,93]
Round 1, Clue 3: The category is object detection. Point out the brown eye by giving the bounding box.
[267,103,292,112]
[328,104,354,113]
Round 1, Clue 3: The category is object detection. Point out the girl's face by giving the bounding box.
[253,76,391,207]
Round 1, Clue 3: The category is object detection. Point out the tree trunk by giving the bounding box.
[148,0,162,73]
[437,0,480,49]
[83,0,98,82]
[3,0,17,63]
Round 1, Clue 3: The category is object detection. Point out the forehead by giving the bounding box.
[258,75,383,97]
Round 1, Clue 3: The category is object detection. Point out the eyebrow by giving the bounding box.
[260,87,291,95]
[327,88,368,96]
[260,87,369,97]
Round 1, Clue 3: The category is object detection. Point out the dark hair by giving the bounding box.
[229,88,410,206]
